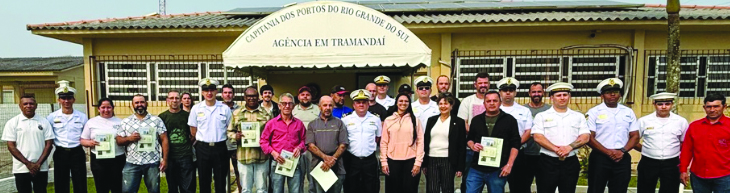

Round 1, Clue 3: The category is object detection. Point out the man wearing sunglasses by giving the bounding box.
[412,76,440,128]
[635,92,688,193]
[586,78,640,193]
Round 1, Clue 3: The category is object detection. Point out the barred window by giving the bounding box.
[97,56,253,101]
[454,50,627,99]
[645,55,700,97]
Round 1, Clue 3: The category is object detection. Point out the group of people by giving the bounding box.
[2,72,730,193]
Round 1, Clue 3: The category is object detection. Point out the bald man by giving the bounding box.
[366,83,388,121]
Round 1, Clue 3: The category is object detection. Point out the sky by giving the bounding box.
[1,0,727,57]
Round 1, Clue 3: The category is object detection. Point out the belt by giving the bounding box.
[55,145,81,151]
[351,152,375,160]
[197,140,226,147]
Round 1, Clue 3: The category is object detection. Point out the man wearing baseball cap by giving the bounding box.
[331,85,353,118]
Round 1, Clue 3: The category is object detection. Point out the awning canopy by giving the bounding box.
[222,1,431,76]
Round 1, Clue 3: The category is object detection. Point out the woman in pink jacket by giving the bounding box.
[380,93,425,193]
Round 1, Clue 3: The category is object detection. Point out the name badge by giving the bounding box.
[598,114,608,120]
[197,112,205,117]
[646,127,654,130]
[53,117,62,123]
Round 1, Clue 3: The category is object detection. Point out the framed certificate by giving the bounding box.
[137,127,157,152]
[240,122,261,147]
[478,137,503,167]
[95,134,116,159]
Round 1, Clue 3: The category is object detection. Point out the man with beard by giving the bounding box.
[342,89,381,193]
[374,75,395,109]
[116,94,170,193]
[524,82,551,116]
[46,80,88,193]
[188,78,233,193]
[294,86,321,127]
[586,78,639,193]
[260,85,280,118]
[331,85,353,118]
[228,86,272,193]
[456,72,489,192]
[293,86,320,193]
[306,96,349,193]
[366,83,388,121]
[510,82,551,193]
[532,82,590,193]
[3,95,54,193]
[635,92,688,193]
[430,75,460,117]
[495,78,534,193]
[222,84,242,191]
[159,90,195,193]
[413,76,440,128]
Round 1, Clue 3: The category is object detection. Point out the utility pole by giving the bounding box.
[159,0,166,15]
[666,0,680,113]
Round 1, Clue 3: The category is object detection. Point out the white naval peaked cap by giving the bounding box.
[546,82,574,93]
[55,80,77,97]
[596,78,623,94]
[198,77,220,90]
[374,75,390,84]
[497,77,520,90]
[414,76,434,87]
[350,89,372,100]
[650,92,677,102]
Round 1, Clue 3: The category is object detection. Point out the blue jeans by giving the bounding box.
[466,168,508,193]
[239,159,270,193]
[270,155,304,193]
[122,162,160,193]
[691,174,730,193]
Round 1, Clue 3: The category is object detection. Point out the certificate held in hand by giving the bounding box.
[478,137,503,167]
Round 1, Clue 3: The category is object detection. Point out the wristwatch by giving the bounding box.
[620,147,627,153]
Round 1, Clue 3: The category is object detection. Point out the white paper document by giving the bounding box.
[310,161,338,191]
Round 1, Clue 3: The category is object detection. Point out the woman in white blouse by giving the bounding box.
[422,94,467,193]
[80,98,125,193]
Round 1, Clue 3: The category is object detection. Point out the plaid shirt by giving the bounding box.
[227,106,271,164]
[118,114,167,165]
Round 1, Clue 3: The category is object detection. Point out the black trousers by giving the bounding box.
[166,155,197,193]
[637,156,681,193]
[385,158,420,193]
[426,157,455,193]
[536,154,580,193]
[14,172,48,193]
[343,152,380,193]
[90,154,125,193]
[508,151,540,193]
[195,142,229,193]
[53,146,87,193]
[587,151,632,193]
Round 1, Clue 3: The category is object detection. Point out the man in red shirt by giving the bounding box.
[680,93,730,193]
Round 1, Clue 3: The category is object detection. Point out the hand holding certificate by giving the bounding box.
[137,127,157,152]
[310,161,338,191]
[95,134,115,159]
[275,150,299,177]
[478,137,503,167]
[240,122,261,147]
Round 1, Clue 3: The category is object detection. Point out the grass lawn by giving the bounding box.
[576,176,691,190]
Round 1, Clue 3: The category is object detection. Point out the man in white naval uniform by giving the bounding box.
[374,75,395,109]
[635,92,688,193]
[412,76,440,128]
[496,77,534,193]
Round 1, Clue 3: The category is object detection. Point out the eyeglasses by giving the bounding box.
[245,94,259,98]
[417,86,430,91]
[280,102,294,107]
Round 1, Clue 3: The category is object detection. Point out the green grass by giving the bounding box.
[577,176,691,190]
[46,177,220,193]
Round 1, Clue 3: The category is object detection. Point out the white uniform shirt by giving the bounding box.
[531,107,590,157]
[81,116,125,156]
[412,100,439,129]
[376,95,395,109]
[47,109,88,148]
[342,112,382,157]
[501,104,533,136]
[187,101,232,143]
[2,114,55,173]
[586,103,640,149]
[457,94,485,124]
[638,112,689,160]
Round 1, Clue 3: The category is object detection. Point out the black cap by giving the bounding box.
[331,85,348,95]
[260,85,274,95]
[398,84,413,95]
